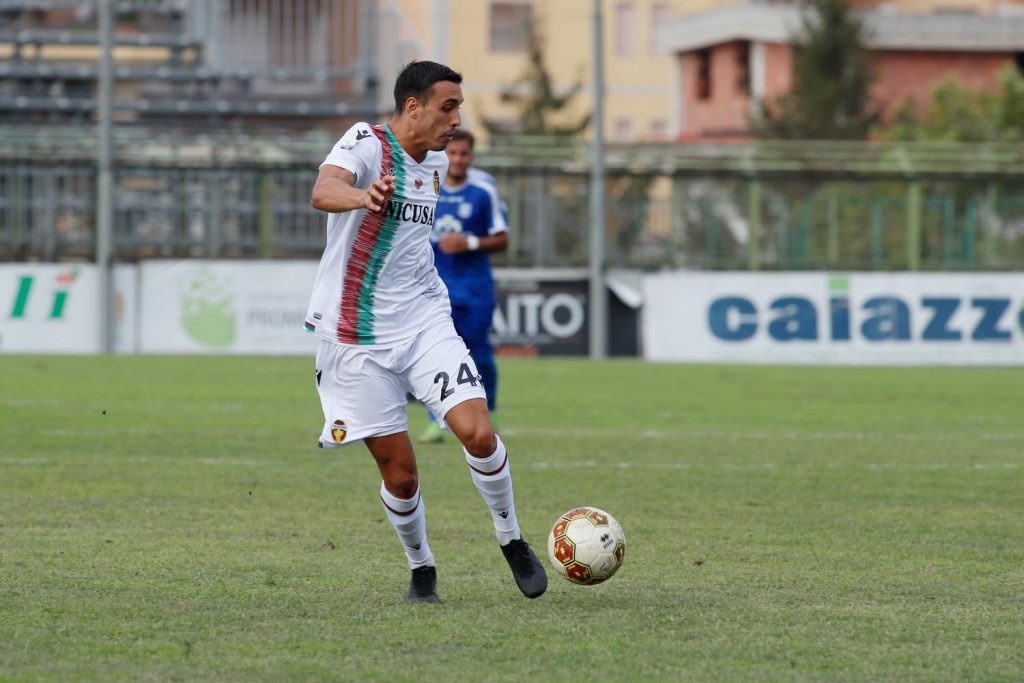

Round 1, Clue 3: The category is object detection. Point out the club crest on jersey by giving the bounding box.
[415,178,423,189]
[433,170,441,195]
[330,419,348,444]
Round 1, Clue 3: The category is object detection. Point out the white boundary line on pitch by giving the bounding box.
[525,460,1020,471]
[2,458,1020,470]
[500,427,1022,443]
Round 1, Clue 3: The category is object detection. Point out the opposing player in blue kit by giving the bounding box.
[419,128,508,444]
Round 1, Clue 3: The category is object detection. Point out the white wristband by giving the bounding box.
[465,234,480,251]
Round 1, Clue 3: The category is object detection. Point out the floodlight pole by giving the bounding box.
[588,0,608,359]
[97,0,115,353]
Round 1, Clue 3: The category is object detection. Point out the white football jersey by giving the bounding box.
[305,122,451,346]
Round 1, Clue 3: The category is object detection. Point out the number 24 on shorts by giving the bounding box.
[433,363,479,401]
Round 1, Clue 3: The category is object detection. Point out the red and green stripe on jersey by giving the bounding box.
[337,124,406,344]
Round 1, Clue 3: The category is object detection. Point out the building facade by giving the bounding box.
[653,0,1024,140]
[0,0,379,130]
[393,0,718,142]
[6,0,1018,141]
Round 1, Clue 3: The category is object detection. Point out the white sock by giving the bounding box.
[379,482,435,569]
[465,435,521,545]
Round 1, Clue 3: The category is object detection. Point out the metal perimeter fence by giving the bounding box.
[2,129,1024,271]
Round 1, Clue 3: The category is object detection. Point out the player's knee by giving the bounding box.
[385,471,419,499]
[461,424,497,458]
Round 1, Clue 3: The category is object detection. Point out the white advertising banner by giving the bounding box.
[0,264,101,353]
[139,260,319,355]
[643,272,1024,365]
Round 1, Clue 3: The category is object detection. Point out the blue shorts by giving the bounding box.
[450,300,494,358]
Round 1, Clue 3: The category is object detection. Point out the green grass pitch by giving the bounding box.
[2,356,1023,681]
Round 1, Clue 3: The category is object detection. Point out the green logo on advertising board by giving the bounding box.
[8,270,79,319]
[180,267,235,347]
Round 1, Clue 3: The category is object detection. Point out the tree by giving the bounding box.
[481,21,590,137]
[880,67,1024,142]
[753,0,878,140]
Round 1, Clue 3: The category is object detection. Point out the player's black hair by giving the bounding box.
[393,60,463,114]
[450,128,475,149]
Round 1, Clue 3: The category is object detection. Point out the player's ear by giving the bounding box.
[404,95,420,118]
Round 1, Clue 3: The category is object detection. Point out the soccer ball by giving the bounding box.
[547,506,626,585]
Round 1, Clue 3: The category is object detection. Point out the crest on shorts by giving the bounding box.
[330,419,348,444]
[433,170,440,195]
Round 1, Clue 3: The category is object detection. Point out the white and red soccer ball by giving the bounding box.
[547,506,626,585]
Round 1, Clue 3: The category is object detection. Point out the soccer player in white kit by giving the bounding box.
[306,61,547,603]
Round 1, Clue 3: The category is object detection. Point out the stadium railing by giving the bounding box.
[1,130,1022,271]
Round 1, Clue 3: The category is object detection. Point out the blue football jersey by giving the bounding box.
[469,167,509,222]
[430,175,507,306]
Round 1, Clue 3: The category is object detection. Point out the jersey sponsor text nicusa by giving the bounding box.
[305,123,452,346]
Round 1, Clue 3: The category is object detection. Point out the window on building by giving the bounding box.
[652,2,672,24]
[613,118,636,141]
[737,41,751,95]
[614,2,636,57]
[649,119,669,141]
[650,3,672,55]
[490,2,532,53]
[695,48,712,100]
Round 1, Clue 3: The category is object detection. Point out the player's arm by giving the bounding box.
[311,165,395,214]
[479,232,508,252]
[437,230,507,254]
[479,179,509,252]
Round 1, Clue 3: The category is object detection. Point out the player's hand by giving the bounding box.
[363,175,396,212]
[437,233,468,254]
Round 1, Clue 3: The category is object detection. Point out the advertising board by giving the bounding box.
[139,260,319,355]
[0,264,100,353]
[643,272,1024,365]
[493,268,588,356]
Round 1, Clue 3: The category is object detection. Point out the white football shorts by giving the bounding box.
[314,317,486,448]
